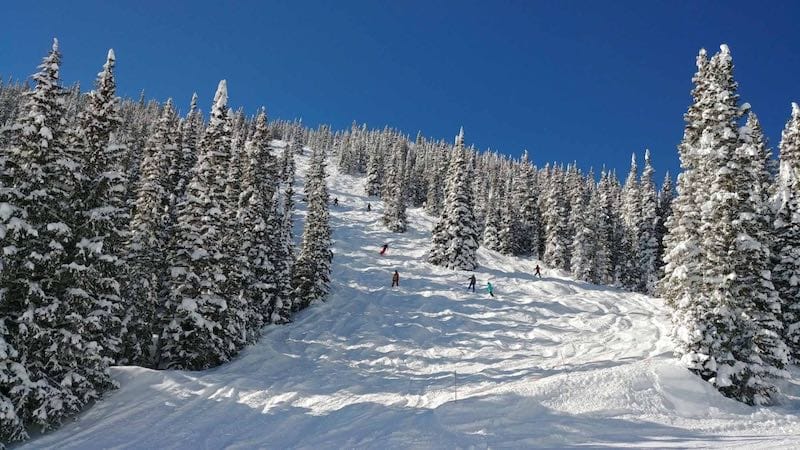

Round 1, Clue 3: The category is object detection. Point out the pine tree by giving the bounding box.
[543,168,570,271]
[238,109,280,336]
[773,103,800,362]
[513,150,541,256]
[273,145,297,322]
[71,48,130,364]
[482,179,502,251]
[660,49,711,336]
[365,139,383,197]
[654,172,674,285]
[664,45,787,405]
[160,80,236,369]
[428,128,479,271]
[619,153,643,291]
[497,176,521,255]
[122,100,178,366]
[569,180,595,282]
[0,39,115,443]
[383,140,408,232]
[639,149,660,294]
[292,145,332,310]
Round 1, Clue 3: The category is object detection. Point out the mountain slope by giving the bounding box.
[21,149,800,449]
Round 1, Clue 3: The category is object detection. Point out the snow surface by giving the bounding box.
[20,150,800,449]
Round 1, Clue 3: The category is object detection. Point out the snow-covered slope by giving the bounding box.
[21,151,800,449]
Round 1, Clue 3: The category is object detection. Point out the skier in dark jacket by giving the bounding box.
[333,197,339,206]
[380,243,388,255]
[534,264,542,278]
[392,270,400,287]
[367,203,372,212]
[467,274,476,292]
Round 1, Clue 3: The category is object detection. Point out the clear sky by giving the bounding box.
[2,0,798,180]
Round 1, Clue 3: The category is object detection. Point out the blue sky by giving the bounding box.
[2,1,798,180]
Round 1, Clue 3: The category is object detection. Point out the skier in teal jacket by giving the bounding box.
[486,281,494,297]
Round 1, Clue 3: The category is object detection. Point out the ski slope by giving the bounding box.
[21,149,800,449]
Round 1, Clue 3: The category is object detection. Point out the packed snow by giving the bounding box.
[20,152,800,449]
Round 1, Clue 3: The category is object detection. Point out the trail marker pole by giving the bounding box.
[454,371,457,401]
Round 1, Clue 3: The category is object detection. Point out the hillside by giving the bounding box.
[21,149,800,449]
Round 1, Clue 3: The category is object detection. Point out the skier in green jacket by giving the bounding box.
[486,281,494,297]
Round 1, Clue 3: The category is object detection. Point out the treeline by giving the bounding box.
[334,45,800,406]
[0,40,332,443]
[336,118,673,292]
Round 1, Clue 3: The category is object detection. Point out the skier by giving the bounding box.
[380,243,389,255]
[486,281,495,297]
[333,197,339,206]
[534,264,542,278]
[367,203,372,212]
[392,270,400,287]
[467,274,476,292]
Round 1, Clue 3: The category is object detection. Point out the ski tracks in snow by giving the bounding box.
[22,151,800,449]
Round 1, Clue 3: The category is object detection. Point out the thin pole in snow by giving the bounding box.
[454,370,457,401]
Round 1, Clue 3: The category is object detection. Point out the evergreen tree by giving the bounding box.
[383,140,408,232]
[160,80,236,370]
[71,48,130,365]
[654,172,674,285]
[773,102,800,362]
[292,145,333,310]
[513,150,541,256]
[569,180,595,282]
[619,153,643,291]
[482,180,502,251]
[238,109,280,336]
[664,45,787,405]
[639,149,660,294]
[122,100,178,366]
[0,40,115,443]
[542,168,570,271]
[428,128,479,271]
[273,145,297,322]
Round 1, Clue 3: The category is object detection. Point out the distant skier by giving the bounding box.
[333,197,339,206]
[367,203,372,212]
[486,281,495,297]
[467,274,476,292]
[392,270,400,287]
[380,243,388,255]
[534,264,542,278]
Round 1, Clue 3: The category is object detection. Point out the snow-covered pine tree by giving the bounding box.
[0,39,115,443]
[122,99,178,366]
[660,48,711,335]
[382,140,408,232]
[513,150,540,256]
[273,145,297,322]
[70,48,131,365]
[292,145,333,310]
[654,172,674,285]
[639,149,660,295]
[542,167,570,271]
[665,45,787,405]
[619,153,643,291]
[365,136,383,196]
[160,80,237,370]
[497,176,521,255]
[724,111,788,404]
[482,177,502,251]
[428,128,479,271]
[172,93,202,204]
[773,102,800,362]
[569,178,595,282]
[237,109,280,337]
